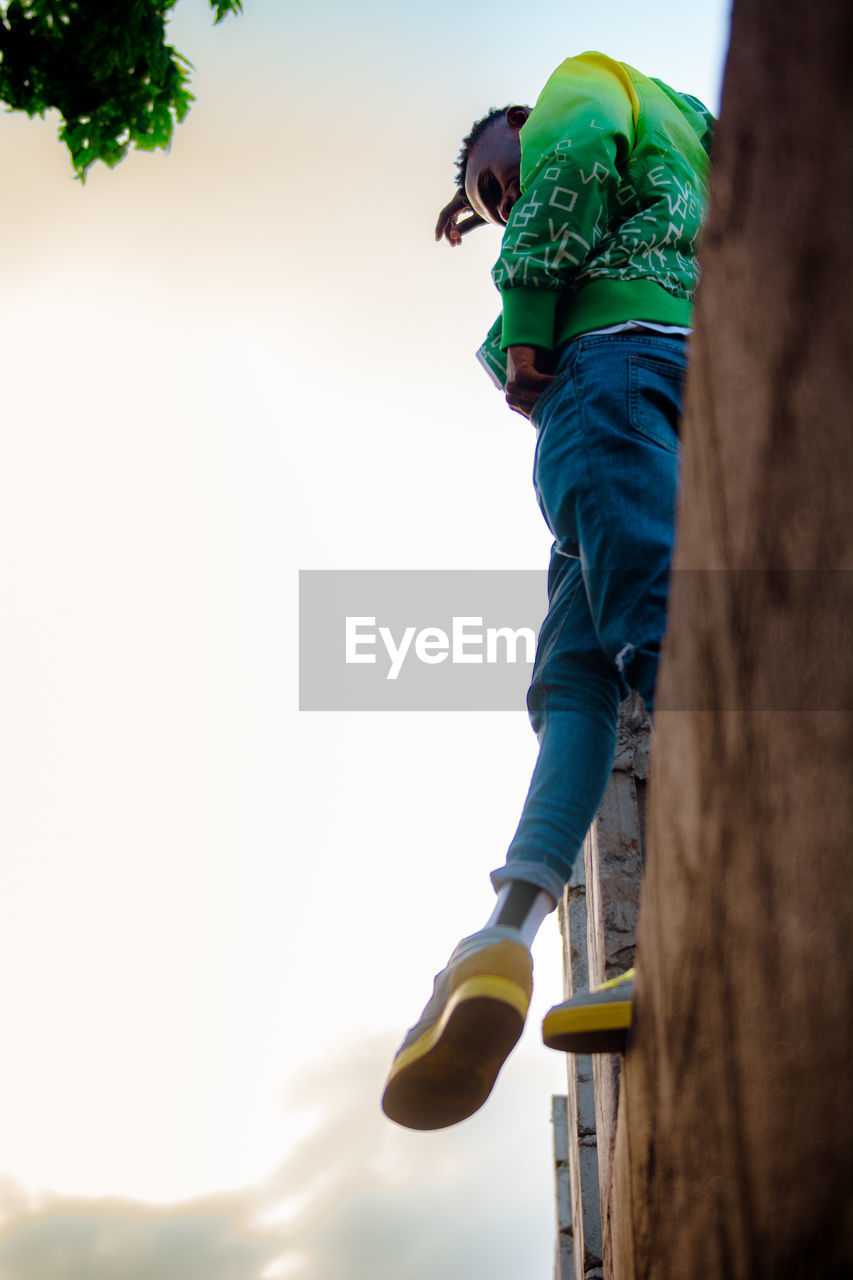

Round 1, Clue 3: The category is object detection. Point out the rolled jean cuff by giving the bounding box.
[490,860,566,905]
[618,644,659,713]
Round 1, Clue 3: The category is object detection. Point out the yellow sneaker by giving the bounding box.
[541,968,634,1054]
[381,927,533,1130]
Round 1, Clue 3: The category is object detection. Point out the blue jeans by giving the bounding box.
[491,331,686,902]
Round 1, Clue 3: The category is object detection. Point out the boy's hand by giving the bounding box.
[435,191,486,246]
[505,346,556,417]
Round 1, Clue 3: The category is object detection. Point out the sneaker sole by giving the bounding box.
[381,975,529,1130]
[542,998,632,1055]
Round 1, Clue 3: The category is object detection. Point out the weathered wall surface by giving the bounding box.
[609,1,853,1277]
[555,696,649,1279]
[584,698,648,1273]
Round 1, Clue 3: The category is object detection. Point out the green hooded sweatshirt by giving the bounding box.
[476,51,714,389]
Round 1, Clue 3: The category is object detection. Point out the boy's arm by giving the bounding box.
[435,190,486,245]
[495,53,637,351]
[505,345,556,416]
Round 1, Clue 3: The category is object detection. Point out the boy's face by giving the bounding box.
[464,107,529,227]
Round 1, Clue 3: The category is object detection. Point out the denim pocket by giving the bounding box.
[627,353,684,454]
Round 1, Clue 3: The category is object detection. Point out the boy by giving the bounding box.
[382,52,713,1131]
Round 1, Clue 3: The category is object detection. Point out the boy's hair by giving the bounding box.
[455,106,514,192]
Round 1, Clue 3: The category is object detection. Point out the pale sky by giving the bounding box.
[0,3,731,1275]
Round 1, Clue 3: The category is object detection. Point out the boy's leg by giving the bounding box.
[379,550,625,1131]
[530,331,685,706]
[382,555,627,1133]
[382,333,685,1129]
[516,330,684,1053]
[492,550,626,899]
[493,330,685,894]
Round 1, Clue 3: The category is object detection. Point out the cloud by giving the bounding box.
[0,1191,279,1280]
[0,1035,558,1280]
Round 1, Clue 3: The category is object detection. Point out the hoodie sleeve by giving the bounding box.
[677,91,716,157]
[495,52,638,350]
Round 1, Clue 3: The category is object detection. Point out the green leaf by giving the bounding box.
[210,0,242,23]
